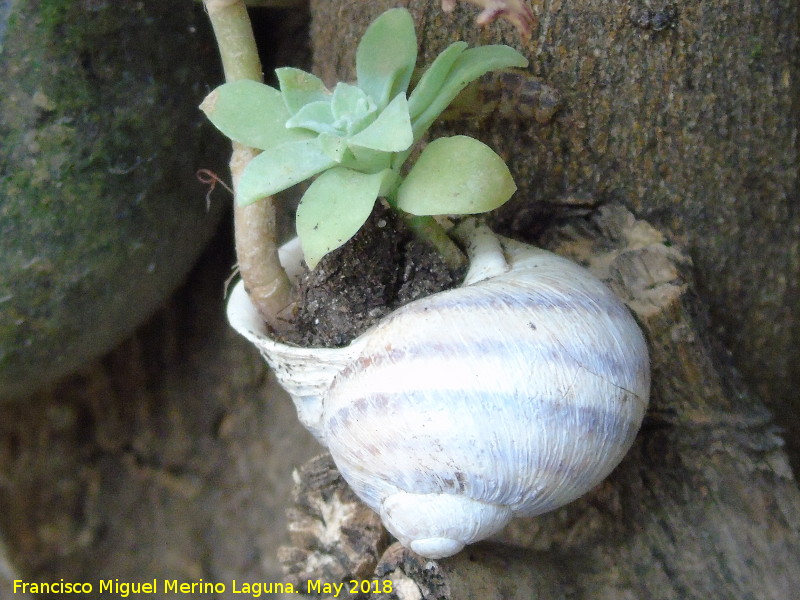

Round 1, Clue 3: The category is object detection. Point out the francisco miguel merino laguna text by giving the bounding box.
[15,578,296,597]
[13,577,393,597]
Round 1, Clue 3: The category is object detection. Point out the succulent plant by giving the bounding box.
[201,8,528,268]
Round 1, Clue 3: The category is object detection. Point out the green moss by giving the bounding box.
[38,0,72,29]
[748,37,763,61]
[0,0,227,397]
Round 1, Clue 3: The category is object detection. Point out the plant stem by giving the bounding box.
[204,0,293,332]
[402,215,467,271]
[384,182,467,271]
[387,158,467,272]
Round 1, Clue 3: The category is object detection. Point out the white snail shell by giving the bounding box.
[227,221,650,559]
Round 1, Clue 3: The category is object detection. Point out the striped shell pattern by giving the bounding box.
[227,221,650,559]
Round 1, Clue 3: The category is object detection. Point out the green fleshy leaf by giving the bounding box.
[276,67,330,114]
[347,93,413,152]
[318,133,348,162]
[296,168,390,269]
[378,169,400,197]
[339,144,392,173]
[356,8,417,109]
[236,139,337,205]
[200,80,313,150]
[411,45,529,140]
[396,136,516,215]
[407,41,467,121]
[285,100,338,135]
[331,83,377,133]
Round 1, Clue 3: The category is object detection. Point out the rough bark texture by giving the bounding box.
[277,454,390,587]
[535,205,799,599]
[308,0,800,470]
[373,542,565,600]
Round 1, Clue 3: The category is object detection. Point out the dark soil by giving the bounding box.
[280,201,464,348]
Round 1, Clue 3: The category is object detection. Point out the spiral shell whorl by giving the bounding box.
[381,493,513,559]
[227,225,650,559]
[321,240,649,556]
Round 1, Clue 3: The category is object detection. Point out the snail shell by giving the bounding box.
[228,221,650,559]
